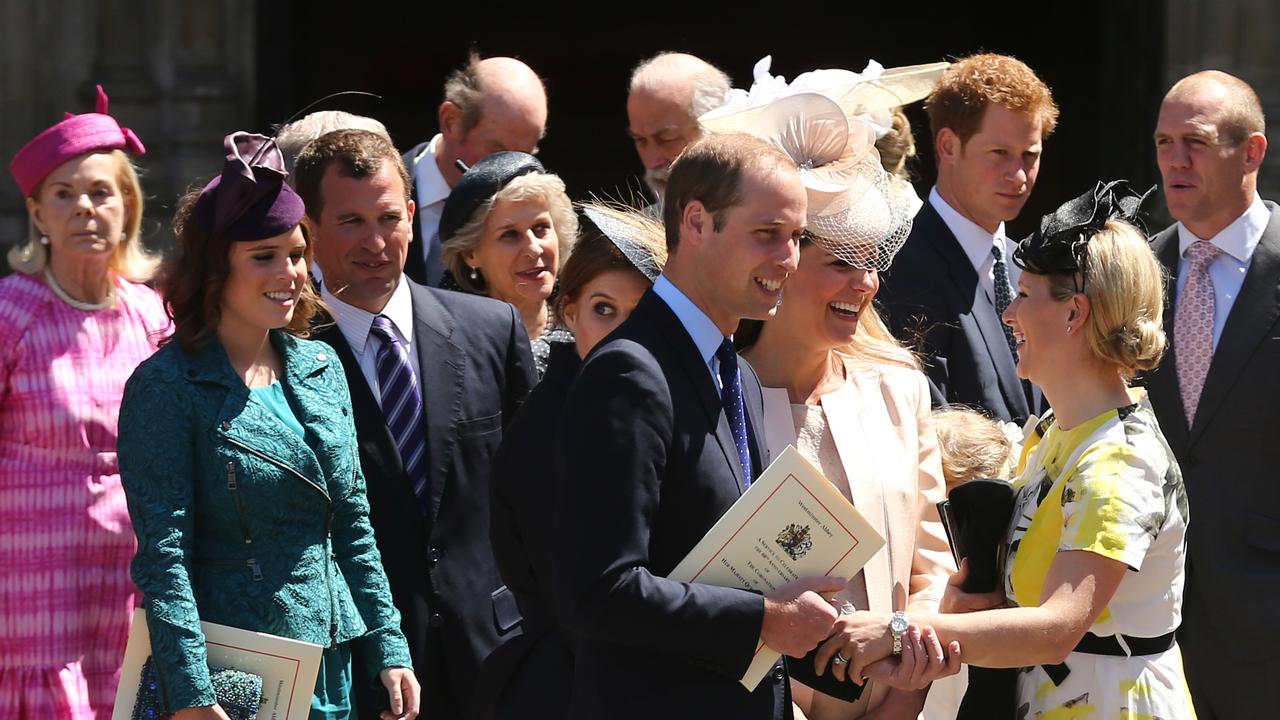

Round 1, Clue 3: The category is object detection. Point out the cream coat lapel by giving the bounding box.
[822,369,898,614]
[759,381,896,614]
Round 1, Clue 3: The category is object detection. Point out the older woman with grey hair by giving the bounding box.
[438,151,577,376]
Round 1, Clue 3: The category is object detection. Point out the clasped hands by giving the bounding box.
[761,576,962,690]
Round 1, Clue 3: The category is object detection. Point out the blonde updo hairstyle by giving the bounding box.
[441,172,578,296]
[1045,219,1166,378]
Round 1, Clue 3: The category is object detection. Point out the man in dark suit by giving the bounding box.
[879,54,1058,425]
[401,52,547,287]
[294,129,537,718]
[552,133,847,720]
[1143,70,1275,720]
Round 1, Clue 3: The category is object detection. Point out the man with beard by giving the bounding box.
[627,52,730,209]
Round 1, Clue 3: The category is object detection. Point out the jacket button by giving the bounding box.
[341,407,349,416]
[316,352,327,362]
[427,547,442,566]
[773,668,785,681]
[429,612,444,628]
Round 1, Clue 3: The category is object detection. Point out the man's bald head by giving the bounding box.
[627,52,731,200]
[437,53,548,186]
[1164,70,1266,145]
[1155,69,1268,238]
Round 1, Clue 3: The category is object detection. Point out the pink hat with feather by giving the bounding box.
[9,84,146,197]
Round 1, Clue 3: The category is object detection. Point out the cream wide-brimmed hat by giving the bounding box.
[699,57,947,270]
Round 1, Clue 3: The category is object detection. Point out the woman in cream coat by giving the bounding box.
[739,229,957,719]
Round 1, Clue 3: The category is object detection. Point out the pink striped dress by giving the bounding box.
[0,271,169,719]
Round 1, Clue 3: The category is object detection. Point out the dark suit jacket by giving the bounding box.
[402,141,446,287]
[1143,201,1280,668]
[880,200,1036,424]
[553,290,789,720]
[479,341,580,719]
[315,280,536,718]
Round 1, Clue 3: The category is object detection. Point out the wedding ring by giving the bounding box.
[833,652,849,666]
[839,601,856,616]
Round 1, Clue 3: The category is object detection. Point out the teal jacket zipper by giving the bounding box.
[222,435,339,648]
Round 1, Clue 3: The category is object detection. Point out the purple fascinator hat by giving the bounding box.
[192,132,305,241]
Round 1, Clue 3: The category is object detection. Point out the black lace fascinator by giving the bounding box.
[1013,179,1156,291]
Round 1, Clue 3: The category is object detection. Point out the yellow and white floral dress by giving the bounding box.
[1003,394,1197,719]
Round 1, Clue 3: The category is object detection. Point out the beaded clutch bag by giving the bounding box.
[131,657,264,720]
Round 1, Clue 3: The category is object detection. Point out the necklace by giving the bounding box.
[43,266,115,311]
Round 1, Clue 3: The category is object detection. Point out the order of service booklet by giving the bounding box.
[668,444,885,691]
[113,608,323,720]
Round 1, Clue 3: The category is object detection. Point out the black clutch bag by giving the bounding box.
[786,650,866,703]
[936,478,1016,593]
[132,657,264,720]
[937,479,1019,720]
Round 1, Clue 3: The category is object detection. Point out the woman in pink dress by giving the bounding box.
[0,86,168,718]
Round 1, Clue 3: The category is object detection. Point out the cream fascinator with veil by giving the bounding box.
[699,56,947,271]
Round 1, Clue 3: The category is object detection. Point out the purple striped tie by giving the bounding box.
[370,315,429,509]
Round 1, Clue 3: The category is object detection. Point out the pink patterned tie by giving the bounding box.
[1174,241,1221,425]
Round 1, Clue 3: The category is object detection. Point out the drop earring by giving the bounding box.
[38,234,49,245]
[469,266,478,281]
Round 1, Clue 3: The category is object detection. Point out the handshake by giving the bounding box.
[760,576,963,690]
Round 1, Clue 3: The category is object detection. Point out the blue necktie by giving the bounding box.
[369,315,429,510]
[991,244,1019,359]
[715,339,753,488]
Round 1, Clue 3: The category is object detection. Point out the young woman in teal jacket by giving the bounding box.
[119,132,418,720]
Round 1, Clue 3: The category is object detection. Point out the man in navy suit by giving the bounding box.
[1144,70,1276,720]
[552,133,847,720]
[879,54,1058,425]
[295,129,537,718]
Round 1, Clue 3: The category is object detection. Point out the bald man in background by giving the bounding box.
[403,54,548,286]
[626,52,730,206]
[1142,70,1275,720]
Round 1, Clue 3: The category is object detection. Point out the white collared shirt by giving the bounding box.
[929,186,1017,303]
[652,275,728,391]
[321,277,416,403]
[1175,193,1269,349]
[412,133,453,267]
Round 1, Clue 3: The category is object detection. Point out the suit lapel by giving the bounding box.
[920,204,1030,419]
[1190,205,1280,444]
[644,292,748,493]
[410,283,465,524]
[739,359,769,479]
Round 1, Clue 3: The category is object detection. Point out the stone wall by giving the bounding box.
[1165,0,1280,200]
[0,0,256,257]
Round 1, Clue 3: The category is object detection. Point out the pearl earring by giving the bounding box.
[38,234,49,245]
[469,266,478,281]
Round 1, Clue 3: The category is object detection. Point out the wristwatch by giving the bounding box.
[889,611,909,656]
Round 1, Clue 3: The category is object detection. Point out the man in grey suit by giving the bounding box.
[1144,70,1274,720]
